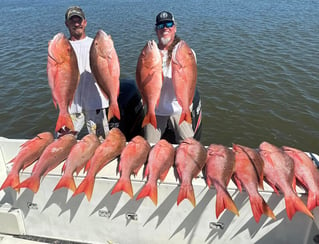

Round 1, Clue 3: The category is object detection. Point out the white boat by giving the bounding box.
[1,136,319,244]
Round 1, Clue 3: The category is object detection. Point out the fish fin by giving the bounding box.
[133,163,144,176]
[292,176,297,192]
[258,173,264,190]
[75,166,83,176]
[73,177,95,201]
[54,175,76,192]
[142,113,157,129]
[111,178,133,198]
[136,182,158,206]
[264,178,280,195]
[159,168,171,182]
[249,195,275,223]
[215,187,239,219]
[75,160,88,176]
[20,137,38,148]
[18,176,40,193]
[306,191,319,211]
[22,160,37,171]
[143,165,149,179]
[178,111,192,125]
[232,175,243,192]
[177,184,196,207]
[0,173,20,192]
[61,162,67,174]
[108,103,121,121]
[84,160,91,173]
[285,194,313,220]
[55,113,74,132]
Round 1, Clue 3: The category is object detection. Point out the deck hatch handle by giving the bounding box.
[126,212,138,221]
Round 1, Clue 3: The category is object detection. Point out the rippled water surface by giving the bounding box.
[0,0,318,152]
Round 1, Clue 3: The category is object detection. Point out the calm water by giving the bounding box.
[0,0,318,152]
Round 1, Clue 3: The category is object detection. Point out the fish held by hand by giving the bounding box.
[136,40,163,129]
[172,40,197,125]
[47,33,79,132]
[90,30,121,121]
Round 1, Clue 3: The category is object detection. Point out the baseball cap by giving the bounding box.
[156,11,175,25]
[65,6,85,21]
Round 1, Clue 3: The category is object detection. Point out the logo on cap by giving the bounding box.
[160,12,168,19]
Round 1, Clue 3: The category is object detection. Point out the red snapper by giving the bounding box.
[205,144,239,218]
[90,30,121,121]
[259,141,313,219]
[18,134,77,193]
[172,40,197,125]
[54,133,100,192]
[111,135,151,198]
[136,40,163,129]
[175,138,207,207]
[283,146,319,211]
[136,139,175,205]
[73,128,126,201]
[47,33,79,132]
[0,132,54,191]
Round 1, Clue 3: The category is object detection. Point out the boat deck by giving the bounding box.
[1,137,319,244]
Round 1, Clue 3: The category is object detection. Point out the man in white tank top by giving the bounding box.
[64,6,109,141]
[144,11,195,144]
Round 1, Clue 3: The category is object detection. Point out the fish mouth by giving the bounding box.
[147,40,157,49]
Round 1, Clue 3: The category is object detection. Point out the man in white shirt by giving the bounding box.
[144,11,197,144]
[64,6,109,140]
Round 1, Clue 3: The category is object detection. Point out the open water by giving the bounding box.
[0,0,318,152]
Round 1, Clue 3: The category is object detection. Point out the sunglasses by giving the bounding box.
[156,22,174,30]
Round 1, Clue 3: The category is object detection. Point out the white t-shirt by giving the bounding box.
[155,48,196,116]
[68,36,109,113]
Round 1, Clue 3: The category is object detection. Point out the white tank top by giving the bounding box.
[155,50,182,116]
[68,36,109,113]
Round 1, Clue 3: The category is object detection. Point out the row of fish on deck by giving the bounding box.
[1,128,319,223]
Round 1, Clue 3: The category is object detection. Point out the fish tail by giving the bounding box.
[55,113,74,132]
[136,182,158,206]
[306,191,319,211]
[111,178,133,198]
[178,111,192,125]
[215,188,239,218]
[142,113,157,129]
[0,173,20,192]
[108,103,121,121]
[54,175,76,192]
[177,184,195,207]
[250,195,276,223]
[73,177,95,201]
[285,194,314,220]
[18,176,40,193]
